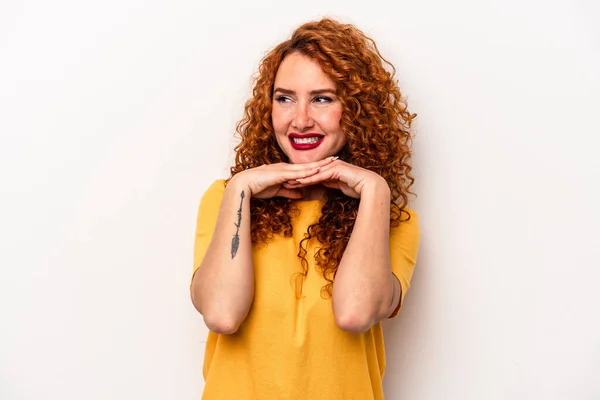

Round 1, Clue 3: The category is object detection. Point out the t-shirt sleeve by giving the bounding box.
[191,180,227,283]
[388,209,420,318]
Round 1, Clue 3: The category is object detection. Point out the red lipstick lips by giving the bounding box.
[289,133,324,150]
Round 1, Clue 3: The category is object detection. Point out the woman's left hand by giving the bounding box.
[283,159,388,199]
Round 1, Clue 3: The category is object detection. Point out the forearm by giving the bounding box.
[332,181,395,333]
[191,177,254,334]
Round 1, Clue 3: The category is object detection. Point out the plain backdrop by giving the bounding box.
[1,0,599,399]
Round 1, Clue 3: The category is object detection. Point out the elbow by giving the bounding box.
[203,314,241,335]
[190,292,243,335]
[334,311,374,334]
[333,298,392,334]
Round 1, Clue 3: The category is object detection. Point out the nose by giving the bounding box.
[291,103,314,131]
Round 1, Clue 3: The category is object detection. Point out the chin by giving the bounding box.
[289,153,322,164]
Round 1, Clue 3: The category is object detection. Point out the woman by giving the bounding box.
[191,18,420,399]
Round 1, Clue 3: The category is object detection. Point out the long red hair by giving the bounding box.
[229,18,416,296]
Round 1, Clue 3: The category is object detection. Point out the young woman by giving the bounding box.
[191,18,420,400]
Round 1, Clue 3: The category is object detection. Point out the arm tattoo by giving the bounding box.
[231,191,245,259]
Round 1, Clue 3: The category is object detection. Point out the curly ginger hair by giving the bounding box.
[229,18,416,297]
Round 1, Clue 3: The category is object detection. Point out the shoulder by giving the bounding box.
[390,207,420,241]
[199,179,227,207]
[204,179,227,195]
[403,208,418,225]
[391,206,419,225]
[389,208,420,269]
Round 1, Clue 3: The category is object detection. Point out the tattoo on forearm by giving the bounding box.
[231,191,245,259]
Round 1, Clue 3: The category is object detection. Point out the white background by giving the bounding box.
[1,0,599,399]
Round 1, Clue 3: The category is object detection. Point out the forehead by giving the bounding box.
[274,52,335,89]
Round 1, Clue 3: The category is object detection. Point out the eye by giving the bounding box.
[314,96,333,103]
[275,95,291,103]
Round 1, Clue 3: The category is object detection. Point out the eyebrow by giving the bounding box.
[273,87,337,95]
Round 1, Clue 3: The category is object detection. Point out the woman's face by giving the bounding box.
[271,52,347,164]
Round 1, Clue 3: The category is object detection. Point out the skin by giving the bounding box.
[190,52,401,335]
[271,54,347,164]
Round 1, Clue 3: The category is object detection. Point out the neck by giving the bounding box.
[300,184,327,201]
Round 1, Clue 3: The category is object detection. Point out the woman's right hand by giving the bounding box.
[231,156,337,199]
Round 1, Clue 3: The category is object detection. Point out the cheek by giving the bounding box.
[271,108,291,134]
[318,107,343,131]
[271,109,282,132]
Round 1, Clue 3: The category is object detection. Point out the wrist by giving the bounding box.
[361,176,391,200]
[227,174,251,197]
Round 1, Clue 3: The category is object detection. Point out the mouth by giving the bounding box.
[289,133,324,150]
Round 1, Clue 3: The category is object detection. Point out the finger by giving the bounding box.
[284,178,307,185]
[296,161,344,182]
[260,170,318,193]
[275,157,338,185]
[281,166,321,181]
[311,159,341,173]
[295,168,336,185]
[293,156,338,171]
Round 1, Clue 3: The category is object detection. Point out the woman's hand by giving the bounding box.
[283,159,389,199]
[231,156,338,199]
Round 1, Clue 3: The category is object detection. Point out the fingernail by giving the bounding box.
[329,156,339,161]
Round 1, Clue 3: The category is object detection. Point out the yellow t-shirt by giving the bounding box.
[192,180,419,400]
